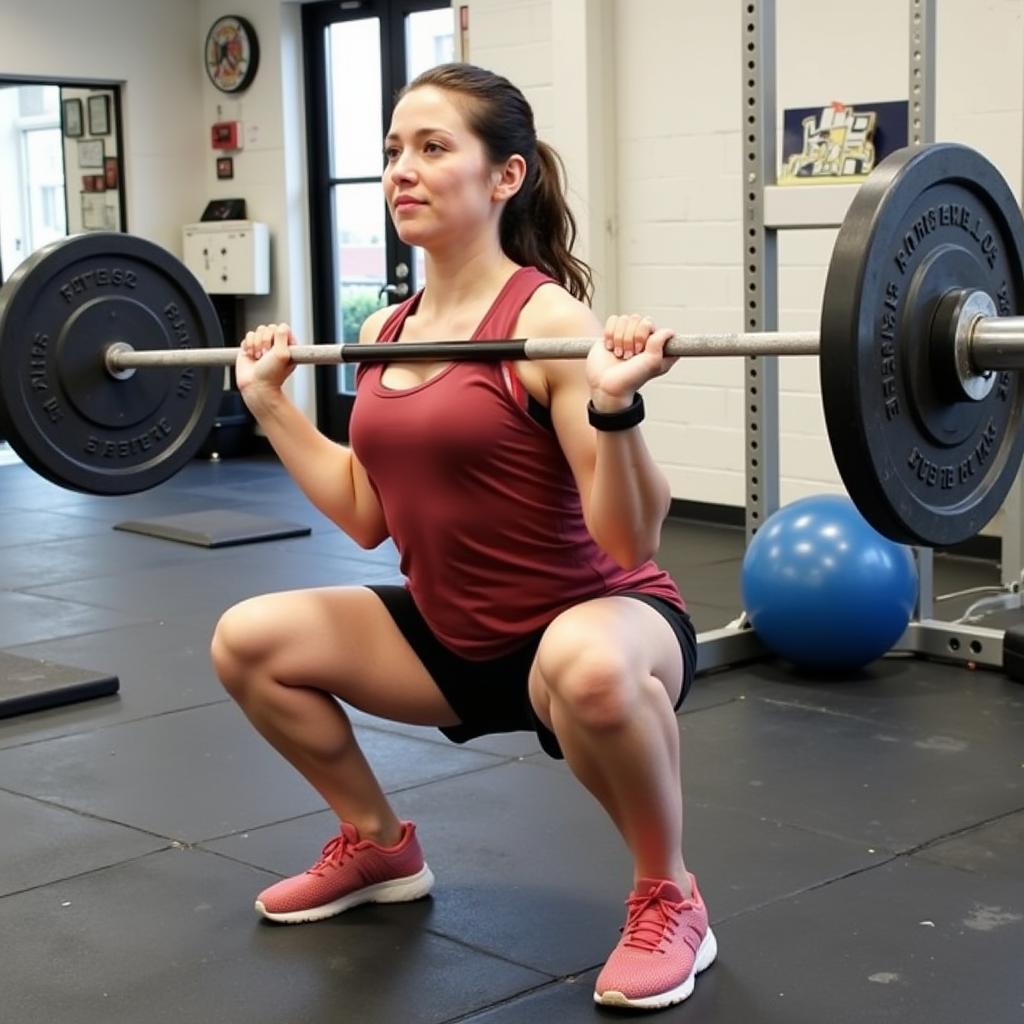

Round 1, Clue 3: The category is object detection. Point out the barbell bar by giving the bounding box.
[101,320,1023,374]
[0,142,1023,549]
[104,332,823,373]
[971,321,1024,371]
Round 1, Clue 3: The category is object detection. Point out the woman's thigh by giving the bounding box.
[214,585,462,728]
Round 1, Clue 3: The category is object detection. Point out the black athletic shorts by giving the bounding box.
[365,584,697,760]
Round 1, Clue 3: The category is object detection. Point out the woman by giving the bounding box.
[212,62,715,1012]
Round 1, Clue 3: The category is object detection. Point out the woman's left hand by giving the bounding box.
[586,314,679,409]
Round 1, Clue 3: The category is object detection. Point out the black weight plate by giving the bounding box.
[820,143,1024,547]
[0,233,223,495]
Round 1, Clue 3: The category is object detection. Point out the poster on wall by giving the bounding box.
[87,94,110,136]
[62,98,83,138]
[779,100,908,184]
[81,194,105,230]
[77,138,105,169]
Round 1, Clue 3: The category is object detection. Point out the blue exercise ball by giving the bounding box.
[741,495,918,672]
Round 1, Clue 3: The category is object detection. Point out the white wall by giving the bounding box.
[612,0,1024,531]
[461,0,619,308]
[465,0,1024,537]
[464,0,555,133]
[0,0,206,251]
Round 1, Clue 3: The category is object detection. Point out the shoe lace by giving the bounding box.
[621,887,689,954]
[308,833,355,877]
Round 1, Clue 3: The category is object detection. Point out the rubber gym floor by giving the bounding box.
[0,453,1021,1024]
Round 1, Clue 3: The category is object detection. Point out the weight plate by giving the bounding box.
[820,143,1024,547]
[0,233,223,495]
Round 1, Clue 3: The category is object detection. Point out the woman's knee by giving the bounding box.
[210,598,274,695]
[536,633,635,731]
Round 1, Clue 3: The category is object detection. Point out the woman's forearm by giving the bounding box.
[587,424,672,568]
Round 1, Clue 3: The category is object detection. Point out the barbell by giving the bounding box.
[0,142,1022,548]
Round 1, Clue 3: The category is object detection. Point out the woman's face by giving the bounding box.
[383,86,503,249]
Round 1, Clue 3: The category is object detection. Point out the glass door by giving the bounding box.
[0,84,65,284]
[303,0,455,441]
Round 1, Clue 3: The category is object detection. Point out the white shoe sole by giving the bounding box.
[255,863,435,924]
[594,926,718,1010]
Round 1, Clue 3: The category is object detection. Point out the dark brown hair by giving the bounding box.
[400,63,593,303]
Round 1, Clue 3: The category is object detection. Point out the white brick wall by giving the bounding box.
[463,0,555,132]
[612,0,745,506]
[610,0,1024,531]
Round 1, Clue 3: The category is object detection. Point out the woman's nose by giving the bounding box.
[388,152,418,183]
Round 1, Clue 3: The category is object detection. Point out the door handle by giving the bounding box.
[378,282,410,300]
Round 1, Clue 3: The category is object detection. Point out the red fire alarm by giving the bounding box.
[211,121,242,150]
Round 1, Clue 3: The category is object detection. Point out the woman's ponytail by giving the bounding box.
[500,140,593,302]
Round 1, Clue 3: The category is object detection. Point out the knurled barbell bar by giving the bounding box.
[0,142,1022,548]
[103,332,823,369]
[99,318,1019,372]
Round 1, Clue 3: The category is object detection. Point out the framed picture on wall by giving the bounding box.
[87,94,110,135]
[62,98,83,138]
[81,193,105,230]
[78,139,104,168]
[104,157,119,190]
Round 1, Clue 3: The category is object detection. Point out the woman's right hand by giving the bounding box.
[236,323,298,407]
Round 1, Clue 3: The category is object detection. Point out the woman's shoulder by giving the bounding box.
[358,303,401,343]
[516,276,599,336]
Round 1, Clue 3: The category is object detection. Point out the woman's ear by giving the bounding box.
[491,153,527,202]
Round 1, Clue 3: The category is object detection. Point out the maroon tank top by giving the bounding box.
[349,266,684,659]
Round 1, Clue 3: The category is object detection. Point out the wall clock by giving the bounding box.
[205,15,260,93]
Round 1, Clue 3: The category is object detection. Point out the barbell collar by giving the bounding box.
[930,290,998,403]
[102,331,822,374]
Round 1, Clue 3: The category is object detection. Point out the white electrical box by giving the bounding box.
[182,220,270,295]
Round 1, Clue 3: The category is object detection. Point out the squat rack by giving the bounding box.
[696,0,1022,676]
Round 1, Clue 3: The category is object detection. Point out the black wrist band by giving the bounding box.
[587,392,645,431]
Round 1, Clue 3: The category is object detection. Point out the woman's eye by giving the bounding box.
[424,141,444,154]
[383,147,399,161]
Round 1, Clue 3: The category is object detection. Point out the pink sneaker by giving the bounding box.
[254,820,434,924]
[594,874,717,1010]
